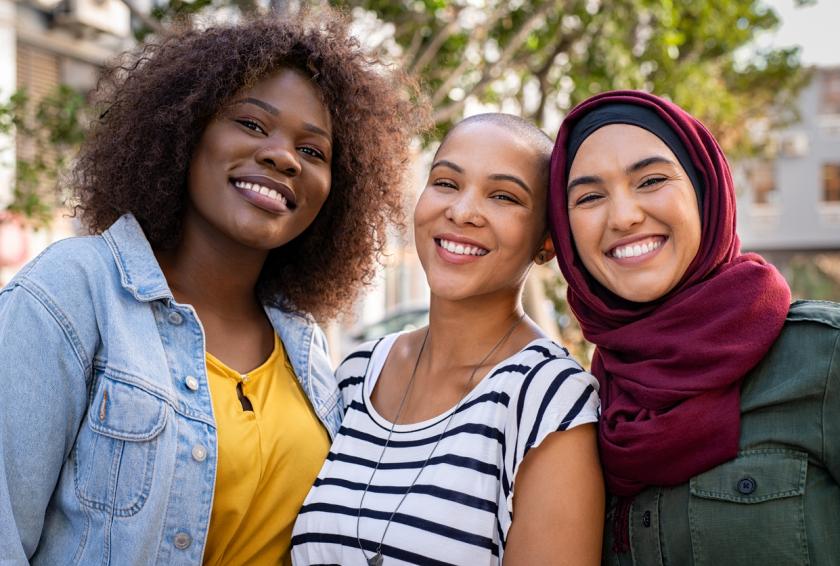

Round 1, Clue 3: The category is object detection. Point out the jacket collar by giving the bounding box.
[102,213,173,303]
[101,213,314,324]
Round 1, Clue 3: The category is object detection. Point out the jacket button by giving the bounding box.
[736,476,757,495]
[185,375,199,391]
[168,311,184,325]
[191,445,207,462]
[642,510,651,528]
[174,532,192,549]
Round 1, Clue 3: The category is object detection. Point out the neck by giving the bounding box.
[425,289,525,369]
[155,209,268,314]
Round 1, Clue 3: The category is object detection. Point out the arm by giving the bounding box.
[0,284,90,561]
[504,424,604,566]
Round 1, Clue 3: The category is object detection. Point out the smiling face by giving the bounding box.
[566,124,701,303]
[414,121,552,303]
[185,68,333,252]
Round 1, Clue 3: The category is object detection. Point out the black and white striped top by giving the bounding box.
[291,333,599,566]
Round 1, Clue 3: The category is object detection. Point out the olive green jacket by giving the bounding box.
[604,300,840,566]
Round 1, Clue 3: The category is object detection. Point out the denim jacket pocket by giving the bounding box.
[73,372,168,516]
[688,449,809,566]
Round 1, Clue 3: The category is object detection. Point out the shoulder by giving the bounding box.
[6,234,115,299]
[771,300,840,359]
[785,300,840,331]
[495,338,599,403]
[337,337,386,368]
[501,339,592,381]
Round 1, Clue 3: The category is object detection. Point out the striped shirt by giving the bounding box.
[291,333,599,566]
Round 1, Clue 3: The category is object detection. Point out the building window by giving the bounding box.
[820,70,840,116]
[747,161,777,205]
[824,163,840,203]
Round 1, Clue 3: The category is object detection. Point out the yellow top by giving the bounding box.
[203,334,330,566]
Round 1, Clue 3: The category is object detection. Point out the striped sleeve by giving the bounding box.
[334,340,379,410]
[502,345,600,514]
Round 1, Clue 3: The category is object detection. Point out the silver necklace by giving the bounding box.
[356,314,524,566]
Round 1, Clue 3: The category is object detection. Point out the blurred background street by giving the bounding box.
[1,0,838,362]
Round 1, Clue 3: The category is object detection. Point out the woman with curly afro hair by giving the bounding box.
[0,9,426,565]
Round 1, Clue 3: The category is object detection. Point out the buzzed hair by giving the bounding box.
[437,113,554,167]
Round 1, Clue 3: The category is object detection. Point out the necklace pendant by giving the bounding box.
[368,552,383,566]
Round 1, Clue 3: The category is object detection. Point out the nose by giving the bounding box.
[256,137,302,177]
[607,189,645,232]
[445,187,485,227]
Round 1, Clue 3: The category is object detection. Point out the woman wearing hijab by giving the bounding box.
[548,90,840,565]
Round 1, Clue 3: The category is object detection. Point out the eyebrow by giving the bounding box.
[567,155,677,192]
[233,97,332,141]
[236,97,278,115]
[431,160,532,193]
[431,159,464,173]
[489,173,532,194]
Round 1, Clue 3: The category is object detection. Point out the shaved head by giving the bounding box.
[436,113,554,191]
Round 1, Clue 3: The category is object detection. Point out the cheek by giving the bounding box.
[412,189,438,231]
[569,212,599,258]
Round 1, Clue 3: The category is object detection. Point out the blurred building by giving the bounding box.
[737,66,840,298]
[0,0,135,283]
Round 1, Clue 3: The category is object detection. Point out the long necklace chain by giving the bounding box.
[356,314,524,566]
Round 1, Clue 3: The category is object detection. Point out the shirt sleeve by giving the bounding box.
[334,340,379,410]
[0,283,89,561]
[502,348,600,514]
[824,328,840,484]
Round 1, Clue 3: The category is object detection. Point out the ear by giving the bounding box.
[534,234,556,265]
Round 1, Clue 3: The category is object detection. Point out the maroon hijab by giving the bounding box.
[548,91,791,497]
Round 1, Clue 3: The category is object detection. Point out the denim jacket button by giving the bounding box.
[736,476,757,495]
[174,532,192,549]
[168,311,184,325]
[191,445,207,462]
[185,375,199,391]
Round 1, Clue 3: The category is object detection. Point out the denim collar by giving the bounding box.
[101,213,314,324]
[102,213,174,303]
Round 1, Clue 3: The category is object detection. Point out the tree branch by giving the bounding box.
[409,6,463,74]
[433,2,553,124]
[117,0,165,35]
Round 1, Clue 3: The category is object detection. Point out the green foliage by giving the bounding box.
[0,86,88,226]
[330,0,809,159]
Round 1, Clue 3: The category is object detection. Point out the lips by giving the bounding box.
[231,175,297,209]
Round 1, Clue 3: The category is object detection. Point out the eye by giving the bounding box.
[491,193,519,204]
[235,119,266,135]
[299,146,327,161]
[433,178,457,190]
[573,192,603,206]
[639,176,667,189]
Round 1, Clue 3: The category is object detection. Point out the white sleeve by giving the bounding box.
[502,350,600,514]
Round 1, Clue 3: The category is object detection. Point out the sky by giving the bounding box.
[762,0,840,66]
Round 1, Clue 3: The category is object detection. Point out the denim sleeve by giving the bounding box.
[0,283,89,562]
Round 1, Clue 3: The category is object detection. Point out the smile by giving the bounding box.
[234,180,288,207]
[436,238,489,257]
[609,236,665,259]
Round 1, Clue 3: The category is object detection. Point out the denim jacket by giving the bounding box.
[0,214,342,565]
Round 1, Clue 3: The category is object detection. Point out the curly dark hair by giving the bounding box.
[72,9,427,320]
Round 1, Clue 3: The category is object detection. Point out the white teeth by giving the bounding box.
[234,180,288,205]
[438,238,488,256]
[612,239,662,259]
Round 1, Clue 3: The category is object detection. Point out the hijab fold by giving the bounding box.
[548,91,791,497]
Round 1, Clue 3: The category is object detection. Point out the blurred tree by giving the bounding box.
[0,86,87,226]
[331,0,810,157]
